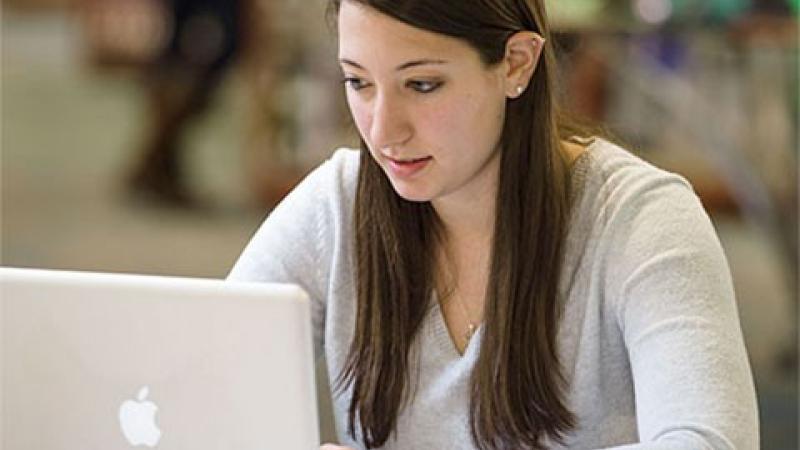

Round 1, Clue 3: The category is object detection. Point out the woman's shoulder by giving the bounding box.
[568,137,719,264]
[327,147,362,172]
[249,147,361,237]
[579,138,691,191]
[227,147,362,281]
[573,137,699,218]
[293,147,361,205]
[315,147,362,186]
[566,138,732,312]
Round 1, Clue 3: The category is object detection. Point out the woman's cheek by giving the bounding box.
[426,102,469,148]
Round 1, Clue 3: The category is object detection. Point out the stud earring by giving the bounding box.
[516,85,524,95]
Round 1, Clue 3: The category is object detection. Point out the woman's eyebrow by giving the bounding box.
[339,58,449,71]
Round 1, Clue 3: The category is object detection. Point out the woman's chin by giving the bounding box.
[389,182,433,203]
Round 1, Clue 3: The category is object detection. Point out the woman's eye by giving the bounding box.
[408,80,442,93]
[343,77,369,91]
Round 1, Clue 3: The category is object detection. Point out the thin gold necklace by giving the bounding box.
[439,249,482,345]
[451,289,478,343]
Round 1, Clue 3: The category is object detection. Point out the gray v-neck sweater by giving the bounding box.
[228,139,758,449]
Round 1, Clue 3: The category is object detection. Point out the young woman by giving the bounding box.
[228,0,759,448]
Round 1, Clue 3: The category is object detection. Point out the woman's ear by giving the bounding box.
[503,31,545,98]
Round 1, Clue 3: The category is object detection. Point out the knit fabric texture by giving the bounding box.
[228,138,759,449]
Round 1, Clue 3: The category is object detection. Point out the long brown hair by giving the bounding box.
[331,1,576,448]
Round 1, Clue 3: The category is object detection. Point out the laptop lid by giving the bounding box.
[1,267,319,449]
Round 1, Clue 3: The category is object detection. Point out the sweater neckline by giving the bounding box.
[429,292,483,360]
[425,138,598,361]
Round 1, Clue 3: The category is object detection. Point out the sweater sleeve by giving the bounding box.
[599,173,759,450]
[226,151,350,357]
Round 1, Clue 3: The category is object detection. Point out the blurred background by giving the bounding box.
[1,0,797,447]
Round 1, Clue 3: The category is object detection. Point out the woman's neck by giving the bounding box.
[433,194,495,252]
[431,139,586,262]
[431,150,500,249]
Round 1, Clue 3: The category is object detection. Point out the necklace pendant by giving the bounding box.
[465,323,476,341]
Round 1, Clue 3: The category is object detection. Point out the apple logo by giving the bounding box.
[118,386,162,447]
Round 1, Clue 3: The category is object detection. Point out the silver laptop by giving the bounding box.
[1,267,320,449]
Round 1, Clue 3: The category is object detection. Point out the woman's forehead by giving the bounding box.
[337,1,476,68]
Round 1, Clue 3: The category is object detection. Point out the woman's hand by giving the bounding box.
[320,444,356,450]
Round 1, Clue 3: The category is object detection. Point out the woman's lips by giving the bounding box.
[386,156,432,178]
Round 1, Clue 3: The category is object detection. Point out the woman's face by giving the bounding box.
[338,1,509,205]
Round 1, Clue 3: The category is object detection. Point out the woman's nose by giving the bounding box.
[369,91,412,151]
